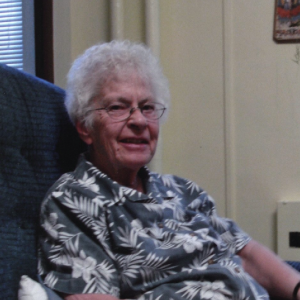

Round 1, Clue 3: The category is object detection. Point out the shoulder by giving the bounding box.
[149,172,216,214]
[150,171,203,195]
[41,155,97,208]
[149,172,213,203]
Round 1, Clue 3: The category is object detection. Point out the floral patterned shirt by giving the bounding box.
[38,155,269,300]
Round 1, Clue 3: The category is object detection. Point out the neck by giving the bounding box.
[88,152,145,193]
[114,171,144,192]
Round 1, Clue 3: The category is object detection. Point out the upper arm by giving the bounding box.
[39,189,120,297]
[237,239,257,270]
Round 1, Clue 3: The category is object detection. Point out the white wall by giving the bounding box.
[53,0,109,89]
[53,0,300,252]
[232,1,300,250]
[160,0,226,216]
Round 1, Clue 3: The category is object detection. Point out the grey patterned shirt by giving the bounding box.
[38,154,269,300]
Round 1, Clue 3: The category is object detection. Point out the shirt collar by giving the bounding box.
[74,154,171,204]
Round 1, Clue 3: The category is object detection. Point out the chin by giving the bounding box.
[122,157,153,170]
[126,161,149,170]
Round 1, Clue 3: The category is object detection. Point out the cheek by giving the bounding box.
[151,124,160,140]
[102,131,120,154]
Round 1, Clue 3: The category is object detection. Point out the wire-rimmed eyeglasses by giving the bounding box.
[86,102,166,122]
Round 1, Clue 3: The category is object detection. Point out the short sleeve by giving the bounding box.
[38,187,120,297]
[185,182,251,255]
[209,204,251,254]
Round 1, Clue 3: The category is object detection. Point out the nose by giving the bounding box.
[127,107,147,126]
[129,107,143,117]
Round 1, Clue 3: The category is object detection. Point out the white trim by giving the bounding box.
[110,0,124,40]
[145,0,162,173]
[145,0,160,56]
[223,0,236,219]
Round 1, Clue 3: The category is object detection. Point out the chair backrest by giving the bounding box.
[0,64,86,300]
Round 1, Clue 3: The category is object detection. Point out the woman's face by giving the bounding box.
[78,74,159,178]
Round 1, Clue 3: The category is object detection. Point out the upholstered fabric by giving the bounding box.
[287,261,300,272]
[0,63,85,300]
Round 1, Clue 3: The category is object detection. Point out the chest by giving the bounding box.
[104,200,227,265]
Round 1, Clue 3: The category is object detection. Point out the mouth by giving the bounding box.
[120,138,148,144]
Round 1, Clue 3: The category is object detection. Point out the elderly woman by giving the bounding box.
[39,40,300,300]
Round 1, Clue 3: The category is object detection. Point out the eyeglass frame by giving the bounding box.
[85,101,166,122]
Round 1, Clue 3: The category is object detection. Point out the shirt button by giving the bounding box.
[208,259,215,265]
[189,232,196,236]
[158,222,164,228]
[234,267,241,273]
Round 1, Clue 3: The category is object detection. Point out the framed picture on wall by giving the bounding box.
[274,0,300,41]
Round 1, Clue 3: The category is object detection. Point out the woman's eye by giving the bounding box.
[142,104,155,111]
[108,105,126,111]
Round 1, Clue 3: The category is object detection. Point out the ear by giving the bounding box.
[75,121,93,145]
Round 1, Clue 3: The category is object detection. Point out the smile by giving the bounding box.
[121,139,148,144]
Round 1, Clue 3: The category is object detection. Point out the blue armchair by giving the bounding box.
[0,63,85,300]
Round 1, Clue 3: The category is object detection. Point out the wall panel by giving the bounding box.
[232,1,300,250]
[160,0,226,216]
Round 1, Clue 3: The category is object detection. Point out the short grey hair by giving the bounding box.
[65,40,170,127]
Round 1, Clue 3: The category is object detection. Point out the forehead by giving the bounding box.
[99,74,154,102]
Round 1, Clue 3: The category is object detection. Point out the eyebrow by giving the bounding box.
[101,97,153,106]
[100,97,129,105]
